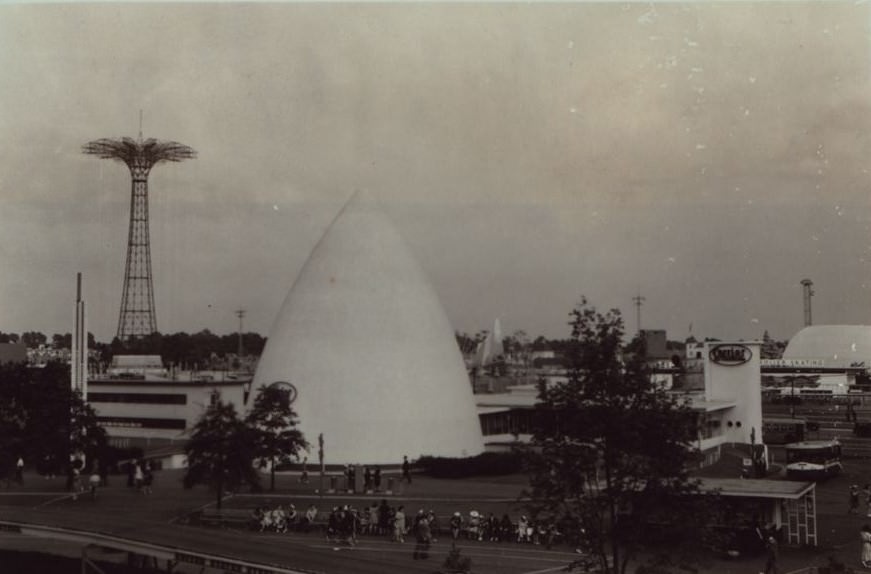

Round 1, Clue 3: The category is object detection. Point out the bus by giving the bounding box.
[762,418,806,445]
[784,439,842,480]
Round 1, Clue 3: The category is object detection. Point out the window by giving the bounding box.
[89,392,186,405]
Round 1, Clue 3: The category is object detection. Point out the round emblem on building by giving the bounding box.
[269,381,298,403]
[709,344,752,366]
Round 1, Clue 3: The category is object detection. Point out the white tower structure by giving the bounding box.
[251,192,485,464]
[71,272,88,400]
[703,341,762,444]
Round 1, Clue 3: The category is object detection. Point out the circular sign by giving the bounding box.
[269,381,298,403]
[709,344,752,366]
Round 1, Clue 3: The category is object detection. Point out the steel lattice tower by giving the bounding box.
[83,136,196,340]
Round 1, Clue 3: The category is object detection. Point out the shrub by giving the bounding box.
[416,452,522,478]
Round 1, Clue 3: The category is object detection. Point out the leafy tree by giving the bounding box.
[245,385,308,491]
[0,361,106,478]
[760,330,785,359]
[246,386,308,489]
[522,298,713,574]
[20,331,47,348]
[183,401,260,509]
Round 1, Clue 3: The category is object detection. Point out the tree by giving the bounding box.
[183,401,260,509]
[20,331,47,348]
[245,385,308,491]
[522,298,714,574]
[0,361,106,478]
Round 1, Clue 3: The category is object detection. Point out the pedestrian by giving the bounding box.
[450,512,463,540]
[763,535,778,574]
[862,525,871,568]
[364,466,372,492]
[864,484,871,517]
[393,505,406,543]
[401,456,412,485]
[851,484,861,514]
[413,516,432,560]
[15,456,23,484]
[88,471,101,499]
[71,465,83,500]
[142,463,153,495]
[303,504,318,533]
[134,461,144,491]
[299,457,309,484]
[373,466,382,491]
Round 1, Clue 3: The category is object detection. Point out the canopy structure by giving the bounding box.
[251,192,485,464]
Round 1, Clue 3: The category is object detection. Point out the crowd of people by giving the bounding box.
[248,500,563,549]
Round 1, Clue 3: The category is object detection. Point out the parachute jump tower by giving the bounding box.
[83,133,196,340]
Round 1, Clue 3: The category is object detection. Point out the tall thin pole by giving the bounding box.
[632,293,646,334]
[235,309,246,360]
[801,279,814,327]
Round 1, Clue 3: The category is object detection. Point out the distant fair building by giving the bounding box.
[89,355,248,455]
[760,325,871,397]
[251,192,485,464]
[783,325,871,367]
[478,341,764,467]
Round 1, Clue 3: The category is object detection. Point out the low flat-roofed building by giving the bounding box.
[697,477,817,546]
[0,342,27,365]
[88,371,248,456]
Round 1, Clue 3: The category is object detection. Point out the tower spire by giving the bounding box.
[83,134,196,340]
[632,292,646,333]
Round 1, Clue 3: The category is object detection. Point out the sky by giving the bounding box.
[1,2,870,344]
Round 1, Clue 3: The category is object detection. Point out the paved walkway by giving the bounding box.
[3,468,871,573]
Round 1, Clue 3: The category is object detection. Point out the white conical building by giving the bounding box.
[251,192,485,464]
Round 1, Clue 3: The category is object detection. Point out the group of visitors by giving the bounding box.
[126,459,154,494]
[341,464,384,492]
[247,498,562,550]
[449,510,560,546]
[253,503,319,533]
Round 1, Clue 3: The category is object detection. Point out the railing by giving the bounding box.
[0,520,312,574]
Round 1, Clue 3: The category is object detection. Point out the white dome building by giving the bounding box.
[251,192,485,464]
[783,325,871,367]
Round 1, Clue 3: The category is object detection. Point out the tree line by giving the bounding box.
[0,330,267,369]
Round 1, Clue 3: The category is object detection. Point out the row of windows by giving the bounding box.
[97,416,187,430]
[89,392,187,405]
[479,411,534,436]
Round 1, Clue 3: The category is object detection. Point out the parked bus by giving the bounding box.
[762,418,806,445]
[784,439,842,480]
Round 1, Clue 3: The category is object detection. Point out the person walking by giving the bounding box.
[862,525,871,568]
[142,463,154,495]
[88,471,101,499]
[393,505,406,543]
[401,456,412,485]
[763,535,778,574]
[413,516,432,560]
[851,485,861,514]
[864,484,871,518]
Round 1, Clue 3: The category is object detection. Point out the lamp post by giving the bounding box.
[318,433,324,500]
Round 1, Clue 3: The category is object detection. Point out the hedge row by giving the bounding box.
[416,452,523,478]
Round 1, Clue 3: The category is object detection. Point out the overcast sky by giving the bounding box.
[1,2,870,344]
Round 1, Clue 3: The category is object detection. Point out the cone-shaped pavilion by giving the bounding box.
[251,192,485,464]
